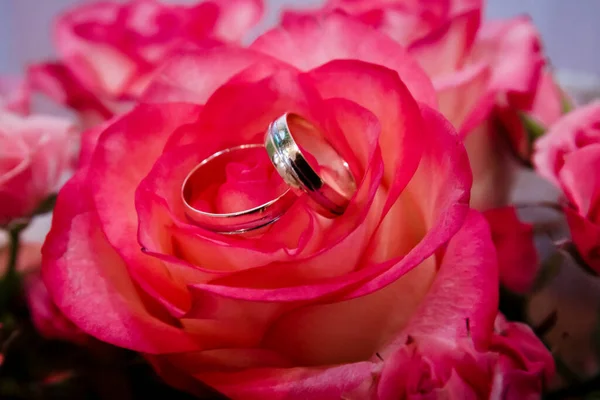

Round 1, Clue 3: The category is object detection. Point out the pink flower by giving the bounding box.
[279,0,563,209]
[534,101,600,273]
[29,0,264,124]
[0,111,73,226]
[0,76,30,115]
[346,315,553,399]
[42,20,550,396]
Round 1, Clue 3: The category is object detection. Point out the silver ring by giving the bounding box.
[265,113,356,217]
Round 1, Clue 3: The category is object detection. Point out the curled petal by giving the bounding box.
[395,210,498,349]
[472,17,544,101]
[89,103,201,316]
[408,9,481,77]
[41,170,201,353]
[251,12,437,107]
[533,100,600,187]
[143,45,283,104]
[27,62,113,122]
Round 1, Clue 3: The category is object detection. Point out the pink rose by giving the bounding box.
[0,76,29,115]
[42,23,550,397]
[0,111,73,226]
[29,0,264,124]
[285,0,552,135]
[534,101,600,273]
[281,0,562,209]
[346,315,553,399]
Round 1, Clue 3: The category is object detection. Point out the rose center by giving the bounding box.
[188,146,288,214]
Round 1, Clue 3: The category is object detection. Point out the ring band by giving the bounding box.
[181,144,296,234]
[181,114,357,234]
[265,113,356,217]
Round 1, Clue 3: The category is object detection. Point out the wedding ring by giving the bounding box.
[181,144,296,234]
[182,114,357,234]
[265,113,356,217]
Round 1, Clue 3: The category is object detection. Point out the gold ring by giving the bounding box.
[181,144,296,234]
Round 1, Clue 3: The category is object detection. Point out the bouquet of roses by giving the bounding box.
[1,0,599,399]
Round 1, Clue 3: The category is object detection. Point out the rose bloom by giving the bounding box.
[28,0,264,126]
[282,0,563,209]
[534,101,600,274]
[42,13,552,398]
[0,110,72,226]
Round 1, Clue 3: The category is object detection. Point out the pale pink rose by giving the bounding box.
[281,0,562,209]
[29,0,264,125]
[0,110,73,226]
[0,76,30,115]
[534,101,600,273]
[42,15,550,395]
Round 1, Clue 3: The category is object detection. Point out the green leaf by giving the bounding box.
[519,112,547,141]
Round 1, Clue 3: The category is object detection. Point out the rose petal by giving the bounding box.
[533,100,600,187]
[484,207,539,293]
[471,17,544,100]
[27,62,114,120]
[90,103,201,316]
[41,170,201,353]
[408,9,481,78]
[435,61,493,135]
[211,0,264,42]
[308,60,425,218]
[251,12,437,107]
[559,145,600,216]
[389,210,498,350]
[142,45,279,104]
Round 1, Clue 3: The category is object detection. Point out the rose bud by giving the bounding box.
[0,110,72,226]
[534,101,600,273]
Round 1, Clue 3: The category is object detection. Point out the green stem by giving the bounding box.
[1,224,26,313]
[6,228,22,280]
